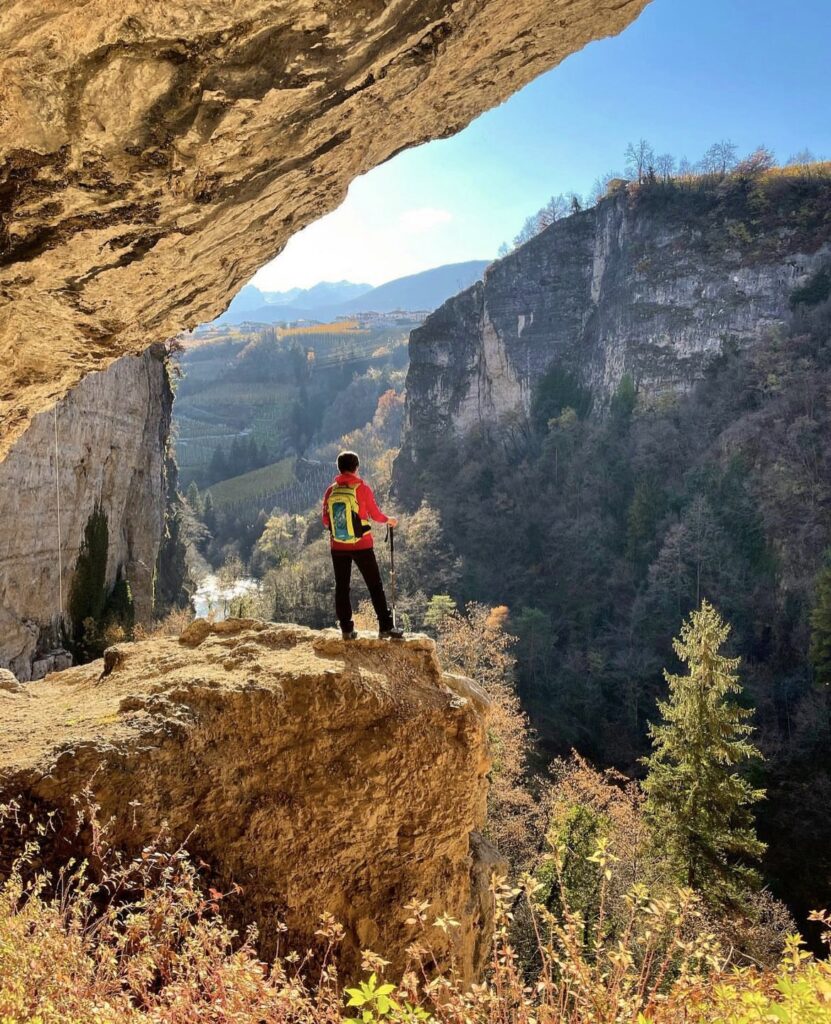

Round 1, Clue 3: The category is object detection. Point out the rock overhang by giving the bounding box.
[0,0,652,459]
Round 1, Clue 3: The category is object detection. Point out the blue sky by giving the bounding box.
[252,0,831,291]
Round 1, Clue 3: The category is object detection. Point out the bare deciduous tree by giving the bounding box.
[624,138,655,183]
[735,145,776,176]
[786,148,817,170]
[513,215,538,248]
[677,156,695,177]
[535,194,568,232]
[655,153,676,180]
[700,139,738,176]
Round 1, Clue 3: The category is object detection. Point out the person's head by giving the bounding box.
[337,450,360,474]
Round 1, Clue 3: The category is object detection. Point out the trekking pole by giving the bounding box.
[386,523,398,630]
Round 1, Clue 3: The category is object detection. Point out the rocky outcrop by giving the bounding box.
[399,179,831,458]
[0,621,498,980]
[0,345,173,679]
[0,0,651,459]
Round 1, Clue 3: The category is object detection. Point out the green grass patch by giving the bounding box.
[207,457,296,507]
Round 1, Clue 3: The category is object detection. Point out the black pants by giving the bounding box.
[332,548,393,633]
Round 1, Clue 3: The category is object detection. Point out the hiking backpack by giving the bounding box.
[327,483,369,544]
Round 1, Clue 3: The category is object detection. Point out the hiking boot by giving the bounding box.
[342,630,358,640]
[379,626,405,640]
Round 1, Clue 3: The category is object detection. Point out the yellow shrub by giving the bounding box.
[1,803,829,1024]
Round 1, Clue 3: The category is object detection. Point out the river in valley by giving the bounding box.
[192,574,260,620]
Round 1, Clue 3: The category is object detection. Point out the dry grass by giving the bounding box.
[1,796,829,1024]
[133,607,196,641]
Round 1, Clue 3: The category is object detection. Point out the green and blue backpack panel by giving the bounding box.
[327,483,370,544]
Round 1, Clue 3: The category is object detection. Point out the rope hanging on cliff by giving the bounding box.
[53,404,63,619]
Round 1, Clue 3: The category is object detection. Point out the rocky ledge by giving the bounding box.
[0,620,499,979]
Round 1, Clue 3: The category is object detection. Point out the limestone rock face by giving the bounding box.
[0,0,650,459]
[0,620,498,979]
[0,344,172,679]
[400,184,831,459]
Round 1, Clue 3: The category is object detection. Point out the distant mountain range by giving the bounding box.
[211,260,490,325]
[217,280,372,322]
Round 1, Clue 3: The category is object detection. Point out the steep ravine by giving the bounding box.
[0,621,501,980]
[0,344,174,679]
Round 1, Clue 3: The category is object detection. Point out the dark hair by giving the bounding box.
[337,450,360,473]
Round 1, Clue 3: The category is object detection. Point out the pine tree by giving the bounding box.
[105,569,135,634]
[202,491,217,534]
[809,556,831,688]
[424,594,457,631]
[186,480,202,515]
[610,373,636,422]
[67,506,110,660]
[207,446,228,485]
[642,600,766,903]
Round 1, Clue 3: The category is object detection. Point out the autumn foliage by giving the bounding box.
[1,797,829,1024]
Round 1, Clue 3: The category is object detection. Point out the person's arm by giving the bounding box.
[362,483,398,527]
[322,485,331,529]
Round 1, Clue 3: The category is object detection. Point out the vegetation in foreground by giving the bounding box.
[4,603,829,1023]
[1,796,829,1024]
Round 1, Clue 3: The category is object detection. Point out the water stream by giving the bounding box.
[192,574,260,620]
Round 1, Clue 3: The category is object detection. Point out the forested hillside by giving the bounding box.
[175,322,409,481]
[393,170,831,934]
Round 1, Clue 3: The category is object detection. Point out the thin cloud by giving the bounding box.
[398,206,454,233]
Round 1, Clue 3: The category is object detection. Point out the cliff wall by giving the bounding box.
[0,0,651,458]
[0,345,173,679]
[0,621,499,980]
[400,179,831,462]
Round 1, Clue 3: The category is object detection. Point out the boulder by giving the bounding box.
[0,669,23,693]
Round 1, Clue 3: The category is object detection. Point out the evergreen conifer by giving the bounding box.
[642,600,765,903]
[67,506,110,659]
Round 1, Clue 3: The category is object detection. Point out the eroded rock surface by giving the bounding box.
[0,620,498,979]
[398,180,831,467]
[0,345,173,679]
[0,0,650,458]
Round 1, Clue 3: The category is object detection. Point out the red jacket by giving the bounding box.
[322,472,389,551]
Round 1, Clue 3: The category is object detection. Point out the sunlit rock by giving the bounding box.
[0,620,500,979]
[0,0,650,458]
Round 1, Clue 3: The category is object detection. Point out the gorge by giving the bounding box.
[3,0,831,1008]
[392,168,831,934]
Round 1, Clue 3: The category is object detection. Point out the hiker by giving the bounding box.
[322,450,404,640]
